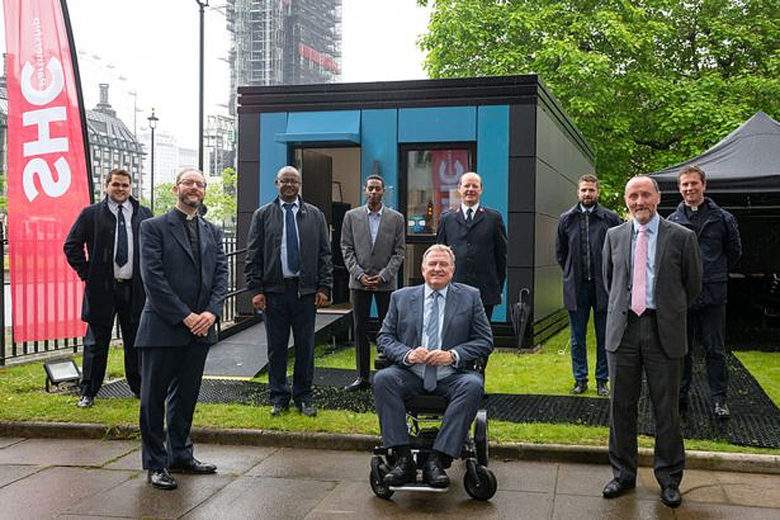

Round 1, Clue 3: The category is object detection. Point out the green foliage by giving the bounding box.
[151,182,176,216]
[419,0,780,208]
[204,167,237,224]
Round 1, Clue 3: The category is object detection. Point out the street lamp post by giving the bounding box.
[147,108,159,213]
[196,0,208,171]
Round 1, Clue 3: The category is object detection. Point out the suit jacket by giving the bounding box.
[135,209,228,347]
[377,282,493,370]
[63,196,153,325]
[340,205,405,291]
[602,217,702,358]
[436,206,508,306]
[556,203,622,311]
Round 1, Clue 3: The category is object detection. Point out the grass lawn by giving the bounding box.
[1,330,778,456]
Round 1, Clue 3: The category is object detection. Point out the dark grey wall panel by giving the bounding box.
[507,212,535,268]
[534,213,559,267]
[506,266,534,307]
[533,265,564,320]
[508,157,535,212]
[536,106,593,186]
[535,158,578,220]
[509,104,536,158]
[238,113,260,162]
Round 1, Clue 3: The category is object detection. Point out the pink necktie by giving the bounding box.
[631,225,648,316]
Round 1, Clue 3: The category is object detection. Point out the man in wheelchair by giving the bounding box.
[373,244,493,489]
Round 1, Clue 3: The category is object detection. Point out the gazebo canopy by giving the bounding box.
[652,112,780,194]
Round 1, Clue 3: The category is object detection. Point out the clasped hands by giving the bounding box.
[407,346,455,366]
[183,311,216,337]
[359,274,383,290]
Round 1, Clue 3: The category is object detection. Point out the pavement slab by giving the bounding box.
[0,466,135,520]
[551,493,676,520]
[0,438,24,449]
[638,466,730,504]
[180,476,337,519]
[0,438,137,467]
[246,447,368,482]
[0,464,43,488]
[674,501,780,520]
[64,472,235,519]
[714,471,780,509]
[104,443,279,475]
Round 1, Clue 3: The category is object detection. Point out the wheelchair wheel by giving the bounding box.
[370,455,394,500]
[464,460,497,501]
[473,409,489,467]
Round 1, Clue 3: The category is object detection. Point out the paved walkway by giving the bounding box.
[0,437,777,519]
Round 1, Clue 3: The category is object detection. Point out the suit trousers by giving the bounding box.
[372,365,484,459]
[265,281,316,406]
[350,289,391,381]
[139,341,209,471]
[80,281,141,397]
[567,280,608,383]
[681,304,728,402]
[608,311,684,488]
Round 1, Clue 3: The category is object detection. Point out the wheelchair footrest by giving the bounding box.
[388,483,450,493]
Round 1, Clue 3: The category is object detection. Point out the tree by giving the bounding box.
[205,167,237,225]
[419,0,780,207]
[151,182,176,216]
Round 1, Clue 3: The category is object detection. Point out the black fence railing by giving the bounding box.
[1,232,247,366]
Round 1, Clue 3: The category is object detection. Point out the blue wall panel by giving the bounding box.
[477,105,510,321]
[361,109,399,208]
[398,107,476,143]
[259,113,288,205]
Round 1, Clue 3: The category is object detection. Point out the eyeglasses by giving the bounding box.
[178,179,207,189]
[277,178,300,185]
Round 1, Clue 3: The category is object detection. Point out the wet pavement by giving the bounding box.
[0,437,777,519]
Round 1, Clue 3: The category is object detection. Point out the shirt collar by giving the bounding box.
[579,203,595,213]
[175,207,198,221]
[632,212,660,234]
[279,197,300,209]
[461,202,479,216]
[106,197,127,212]
[366,204,383,216]
[424,283,449,300]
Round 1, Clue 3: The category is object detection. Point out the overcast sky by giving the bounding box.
[1,0,431,147]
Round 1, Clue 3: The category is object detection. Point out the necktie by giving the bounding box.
[115,204,128,267]
[283,203,300,273]
[423,291,441,391]
[466,208,473,223]
[631,225,648,316]
[584,211,592,280]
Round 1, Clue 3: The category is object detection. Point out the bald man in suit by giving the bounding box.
[601,175,701,508]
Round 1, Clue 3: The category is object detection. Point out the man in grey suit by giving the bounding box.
[374,244,493,488]
[601,175,702,508]
[136,169,228,490]
[340,175,405,391]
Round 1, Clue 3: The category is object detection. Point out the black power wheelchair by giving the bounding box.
[369,355,497,501]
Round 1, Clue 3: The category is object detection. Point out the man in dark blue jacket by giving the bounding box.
[556,174,622,396]
[245,166,333,417]
[136,169,228,490]
[64,169,153,407]
[667,166,742,419]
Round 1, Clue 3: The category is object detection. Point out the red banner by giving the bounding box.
[3,0,90,341]
[430,149,469,212]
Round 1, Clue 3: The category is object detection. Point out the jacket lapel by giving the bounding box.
[654,218,670,294]
[441,283,462,347]
[412,286,424,346]
[623,221,633,278]
[470,206,485,228]
[167,211,195,263]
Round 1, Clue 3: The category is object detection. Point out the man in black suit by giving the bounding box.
[556,174,622,396]
[245,166,332,417]
[602,175,702,508]
[436,172,507,320]
[64,168,153,407]
[136,169,228,490]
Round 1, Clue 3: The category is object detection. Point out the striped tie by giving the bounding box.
[423,291,441,391]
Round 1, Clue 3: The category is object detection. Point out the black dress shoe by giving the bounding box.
[571,380,588,395]
[77,395,94,408]
[422,453,450,488]
[169,458,217,474]
[147,469,177,490]
[296,401,317,417]
[270,403,289,416]
[714,401,731,419]
[596,381,609,397]
[602,478,635,498]
[383,454,417,486]
[343,378,371,392]
[660,485,682,507]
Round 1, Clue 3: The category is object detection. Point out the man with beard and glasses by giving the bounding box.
[245,166,333,417]
[136,169,228,490]
[340,175,405,391]
[667,165,742,419]
[556,174,622,396]
[65,168,152,407]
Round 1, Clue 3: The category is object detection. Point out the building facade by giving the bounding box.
[226,0,342,115]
